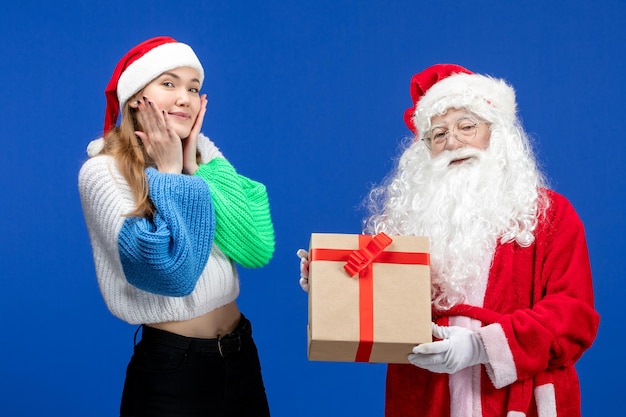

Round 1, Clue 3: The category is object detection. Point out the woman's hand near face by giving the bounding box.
[135,96,183,174]
[182,94,208,175]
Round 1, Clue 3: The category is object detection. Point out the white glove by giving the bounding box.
[296,249,310,292]
[407,323,488,374]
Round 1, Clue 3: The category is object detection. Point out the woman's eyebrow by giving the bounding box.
[159,71,180,79]
[158,72,200,84]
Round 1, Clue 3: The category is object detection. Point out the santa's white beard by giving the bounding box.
[382,145,519,308]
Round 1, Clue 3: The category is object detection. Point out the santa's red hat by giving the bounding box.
[103,36,204,134]
[403,64,517,139]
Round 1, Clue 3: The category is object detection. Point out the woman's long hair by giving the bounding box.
[101,102,155,218]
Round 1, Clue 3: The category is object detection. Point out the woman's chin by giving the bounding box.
[175,128,192,140]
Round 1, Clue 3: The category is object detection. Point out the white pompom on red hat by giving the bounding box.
[403,64,517,139]
[103,36,204,134]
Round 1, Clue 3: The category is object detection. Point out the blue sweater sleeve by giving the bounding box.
[117,168,215,296]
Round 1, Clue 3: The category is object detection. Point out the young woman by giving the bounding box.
[78,36,275,417]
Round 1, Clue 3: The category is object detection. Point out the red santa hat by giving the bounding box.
[103,36,204,134]
[403,64,517,139]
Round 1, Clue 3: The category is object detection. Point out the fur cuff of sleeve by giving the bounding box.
[477,323,518,389]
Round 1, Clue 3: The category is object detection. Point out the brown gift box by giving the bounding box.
[307,233,432,364]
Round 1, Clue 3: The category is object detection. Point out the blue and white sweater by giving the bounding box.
[78,134,266,324]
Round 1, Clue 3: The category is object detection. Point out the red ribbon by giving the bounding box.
[310,233,430,362]
[344,233,393,276]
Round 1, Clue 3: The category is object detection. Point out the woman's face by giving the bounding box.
[135,66,202,139]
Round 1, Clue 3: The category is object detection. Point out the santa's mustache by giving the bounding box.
[430,147,485,171]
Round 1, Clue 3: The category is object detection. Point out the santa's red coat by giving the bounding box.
[385,190,600,417]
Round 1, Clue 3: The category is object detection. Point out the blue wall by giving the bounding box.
[1,1,622,415]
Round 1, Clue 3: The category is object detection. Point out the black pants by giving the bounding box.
[120,314,270,417]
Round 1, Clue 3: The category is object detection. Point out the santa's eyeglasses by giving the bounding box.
[423,118,481,150]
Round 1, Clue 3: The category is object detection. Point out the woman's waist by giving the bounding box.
[139,308,253,358]
[146,301,241,338]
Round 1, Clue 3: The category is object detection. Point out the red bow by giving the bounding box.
[344,232,392,276]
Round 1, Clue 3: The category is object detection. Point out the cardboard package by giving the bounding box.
[307,232,432,364]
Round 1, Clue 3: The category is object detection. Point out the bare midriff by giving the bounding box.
[145,301,241,338]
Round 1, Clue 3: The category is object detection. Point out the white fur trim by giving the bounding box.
[413,72,516,139]
[477,323,518,388]
[86,138,105,157]
[506,412,526,417]
[448,367,474,416]
[535,383,557,417]
[448,316,484,416]
[117,42,204,109]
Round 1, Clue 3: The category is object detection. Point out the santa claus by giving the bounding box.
[298,64,599,417]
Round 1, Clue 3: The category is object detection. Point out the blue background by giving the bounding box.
[1,1,623,415]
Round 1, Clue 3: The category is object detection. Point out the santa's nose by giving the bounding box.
[443,134,465,150]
